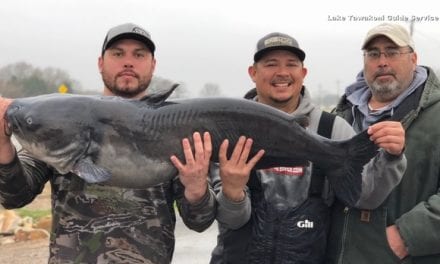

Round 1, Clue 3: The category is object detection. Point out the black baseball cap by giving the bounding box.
[101,23,156,55]
[254,32,305,62]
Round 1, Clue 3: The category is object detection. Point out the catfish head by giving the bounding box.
[5,94,108,183]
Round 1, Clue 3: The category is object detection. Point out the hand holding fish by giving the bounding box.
[0,97,15,164]
[367,121,405,156]
[170,132,212,204]
[0,97,13,139]
[218,136,265,202]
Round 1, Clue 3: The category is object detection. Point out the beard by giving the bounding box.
[267,77,296,104]
[369,79,405,103]
[268,95,294,104]
[367,68,407,103]
[102,72,151,98]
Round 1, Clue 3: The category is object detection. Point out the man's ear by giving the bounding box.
[98,56,104,73]
[248,65,257,83]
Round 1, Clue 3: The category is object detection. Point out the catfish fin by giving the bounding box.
[139,83,179,105]
[72,158,112,183]
[326,129,379,206]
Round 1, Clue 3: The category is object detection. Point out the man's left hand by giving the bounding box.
[386,224,409,259]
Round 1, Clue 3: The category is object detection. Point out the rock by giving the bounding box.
[0,210,21,233]
[34,215,52,232]
[14,228,49,242]
[0,236,15,245]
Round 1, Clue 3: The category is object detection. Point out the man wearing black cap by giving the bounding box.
[0,23,216,263]
[209,32,407,264]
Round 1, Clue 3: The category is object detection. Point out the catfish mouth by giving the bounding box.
[3,113,11,137]
[4,107,21,137]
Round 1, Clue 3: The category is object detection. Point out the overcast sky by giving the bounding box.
[1,0,439,98]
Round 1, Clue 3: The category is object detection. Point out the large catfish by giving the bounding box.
[4,86,378,197]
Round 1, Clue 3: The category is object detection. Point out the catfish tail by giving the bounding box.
[327,129,379,206]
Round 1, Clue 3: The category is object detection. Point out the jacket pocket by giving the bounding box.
[380,207,404,262]
[221,221,253,264]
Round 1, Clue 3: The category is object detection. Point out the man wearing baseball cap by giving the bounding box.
[209,32,406,263]
[0,22,217,263]
[328,23,440,263]
[253,32,306,62]
[101,22,156,56]
[99,22,157,98]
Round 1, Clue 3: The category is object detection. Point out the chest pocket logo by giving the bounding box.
[263,166,305,176]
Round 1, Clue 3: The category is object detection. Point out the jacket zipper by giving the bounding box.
[337,206,350,264]
[271,217,279,264]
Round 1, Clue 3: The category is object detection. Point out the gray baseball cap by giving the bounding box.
[101,23,156,55]
[254,32,306,62]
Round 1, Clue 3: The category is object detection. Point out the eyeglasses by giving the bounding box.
[364,48,413,61]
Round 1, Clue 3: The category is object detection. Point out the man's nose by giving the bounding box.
[276,66,290,76]
[122,55,136,68]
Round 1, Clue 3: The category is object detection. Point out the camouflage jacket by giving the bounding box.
[0,151,216,264]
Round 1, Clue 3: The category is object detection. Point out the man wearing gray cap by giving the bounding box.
[0,22,216,263]
[327,23,440,264]
[99,22,157,98]
[209,32,406,264]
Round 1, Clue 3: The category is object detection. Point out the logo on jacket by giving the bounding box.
[264,166,304,176]
[297,219,314,228]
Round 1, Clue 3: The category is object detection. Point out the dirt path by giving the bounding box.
[0,183,51,264]
[0,239,49,264]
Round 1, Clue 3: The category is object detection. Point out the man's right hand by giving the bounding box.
[0,97,15,164]
[218,136,264,202]
[367,121,405,156]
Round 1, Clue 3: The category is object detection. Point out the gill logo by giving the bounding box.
[297,219,314,228]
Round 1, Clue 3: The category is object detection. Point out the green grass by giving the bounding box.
[15,208,51,221]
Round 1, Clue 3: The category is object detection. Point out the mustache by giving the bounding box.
[116,70,139,78]
[374,69,395,78]
[270,77,293,84]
